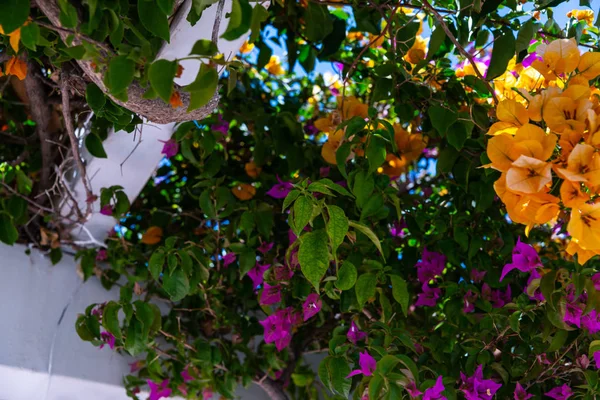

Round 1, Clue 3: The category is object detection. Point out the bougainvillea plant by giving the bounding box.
[4,0,600,399]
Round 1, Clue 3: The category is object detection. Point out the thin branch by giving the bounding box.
[36,20,114,55]
[60,72,94,219]
[211,0,226,44]
[70,223,108,248]
[421,0,499,105]
[0,181,55,214]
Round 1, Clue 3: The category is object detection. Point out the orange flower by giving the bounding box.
[533,38,580,77]
[169,91,183,108]
[232,183,256,200]
[245,161,262,178]
[567,9,595,26]
[239,41,255,54]
[265,56,284,75]
[4,56,27,80]
[0,25,21,52]
[568,203,600,251]
[578,51,600,80]
[566,239,598,264]
[141,226,163,245]
[488,99,529,135]
[176,64,184,78]
[321,129,344,164]
[506,155,552,194]
[560,180,589,208]
[556,143,600,186]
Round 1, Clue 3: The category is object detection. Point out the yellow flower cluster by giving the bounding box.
[486,38,600,264]
[315,96,426,177]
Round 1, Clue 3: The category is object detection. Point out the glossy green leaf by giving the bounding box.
[298,229,330,290]
[0,0,30,33]
[149,59,177,103]
[326,205,348,255]
[163,269,190,301]
[390,275,409,317]
[103,301,122,339]
[335,261,357,290]
[356,273,377,309]
[138,0,170,42]
[486,29,516,80]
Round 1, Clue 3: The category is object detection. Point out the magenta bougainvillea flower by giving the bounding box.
[470,269,486,283]
[159,139,179,158]
[302,293,322,321]
[500,237,542,281]
[260,307,301,351]
[577,354,590,370]
[260,283,282,305]
[405,381,422,398]
[415,284,441,307]
[583,310,600,334]
[266,176,294,199]
[481,283,511,308]
[346,351,376,378]
[96,249,107,261]
[99,331,115,350]
[147,379,172,400]
[211,115,229,135]
[460,365,502,400]
[564,299,583,328]
[202,387,214,400]
[545,384,573,399]
[514,382,533,400]
[100,204,113,216]
[423,376,447,400]
[594,351,600,370]
[247,263,270,289]
[463,290,478,313]
[390,219,408,238]
[223,252,236,267]
[258,241,274,254]
[274,264,294,281]
[416,247,446,284]
[347,321,367,344]
[181,368,193,382]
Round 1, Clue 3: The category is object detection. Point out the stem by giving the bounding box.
[253,378,289,400]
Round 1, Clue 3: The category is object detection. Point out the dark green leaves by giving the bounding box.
[149,59,177,103]
[221,0,252,41]
[516,19,540,54]
[298,230,330,290]
[190,39,219,56]
[318,356,351,397]
[335,261,357,290]
[428,106,457,136]
[0,212,18,245]
[390,275,409,316]
[366,135,386,174]
[249,4,269,44]
[86,84,106,112]
[106,56,135,97]
[58,0,78,29]
[184,64,218,111]
[103,301,122,339]
[349,220,385,261]
[85,133,108,158]
[138,0,171,42]
[149,250,165,280]
[20,22,39,51]
[292,195,313,235]
[163,269,190,301]
[486,29,516,80]
[0,0,30,34]
[326,205,348,255]
[304,3,333,41]
[356,273,377,309]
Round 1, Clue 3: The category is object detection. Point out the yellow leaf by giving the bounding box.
[141,226,163,245]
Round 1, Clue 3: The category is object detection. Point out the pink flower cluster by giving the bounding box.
[415,248,446,307]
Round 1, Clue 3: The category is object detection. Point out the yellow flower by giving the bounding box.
[239,41,255,54]
[533,38,580,77]
[347,31,365,42]
[456,62,487,78]
[560,180,589,208]
[506,155,552,194]
[577,51,600,80]
[567,9,595,26]
[544,85,592,134]
[568,203,600,251]
[0,25,21,52]
[566,239,599,264]
[321,129,344,164]
[555,143,600,186]
[488,99,529,135]
[528,86,561,122]
[265,56,285,75]
[404,36,428,65]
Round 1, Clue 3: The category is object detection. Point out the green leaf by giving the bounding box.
[352,170,374,209]
[163,269,190,301]
[124,318,145,356]
[106,55,135,95]
[326,205,348,255]
[149,59,177,103]
[20,22,39,51]
[15,169,32,195]
[187,0,218,25]
[447,122,469,150]
[0,0,30,34]
[547,329,568,352]
[348,220,385,262]
[427,24,445,60]
[138,0,170,42]
[298,230,330,290]
[486,29,516,80]
[0,212,18,245]
[318,179,354,197]
[184,64,218,111]
[356,273,377,309]
[318,356,350,397]
[428,105,457,136]
[82,0,97,19]
[238,249,256,278]
[76,315,94,341]
[335,261,357,290]
[86,84,106,112]
[437,147,460,174]
[221,0,253,41]
[157,0,174,14]
[149,250,165,280]
[390,275,409,317]
[50,248,62,265]
[292,195,313,235]
[58,0,78,28]
[377,355,400,375]
[85,134,108,158]
[304,3,333,41]
[134,300,155,338]
[190,39,219,56]
[336,142,352,179]
[249,4,269,43]
[541,270,558,309]
[366,135,387,174]
[282,190,301,211]
[103,301,122,339]
[516,19,540,54]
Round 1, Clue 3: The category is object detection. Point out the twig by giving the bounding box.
[159,329,197,352]
[211,0,226,44]
[36,20,114,55]
[54,164,85,221]
[421,0,499,105]
[0,181,55,214]
[60,72,94,219]
[71,223,108,248]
